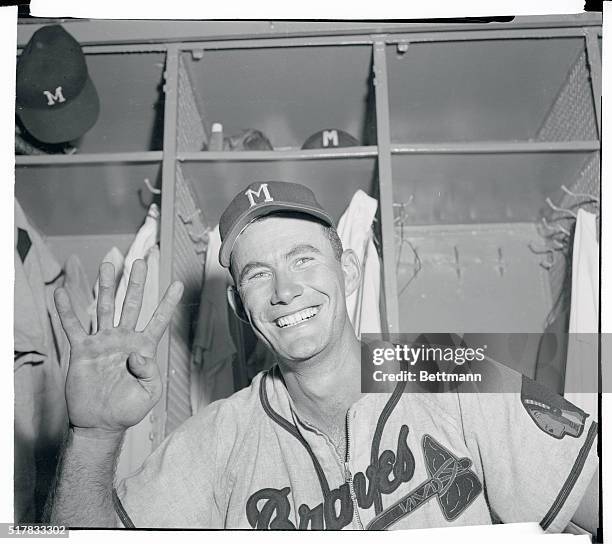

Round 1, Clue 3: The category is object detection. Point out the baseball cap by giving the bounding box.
[302,128,359,149]
[219,181,334,267]
[16,25,100,144]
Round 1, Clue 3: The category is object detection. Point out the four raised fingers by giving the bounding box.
[54,287,87,345]
[60,257,182,351]
[143,281,184,345]
[97,261,117,330]
[119,259,147,330]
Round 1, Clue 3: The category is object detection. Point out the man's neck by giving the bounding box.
[278,327,362,432]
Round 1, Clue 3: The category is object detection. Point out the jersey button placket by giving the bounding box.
[345,408,364,530]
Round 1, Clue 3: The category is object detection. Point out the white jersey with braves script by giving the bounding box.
[114,364,597,531]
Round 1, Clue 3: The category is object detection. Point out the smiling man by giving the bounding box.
[49,181,599,534]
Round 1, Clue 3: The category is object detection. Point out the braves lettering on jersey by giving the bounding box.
[114,362,597,531]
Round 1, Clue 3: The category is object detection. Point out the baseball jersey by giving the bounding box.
[114,362,598,531]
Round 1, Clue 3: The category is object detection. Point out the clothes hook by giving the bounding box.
[393,196,414,226]
[393,195,415,209]
[178,209,202,225]
[188,227,210,244]
[528,241,565,255]
[397,42,409,55]
[551,239,567,250]
[560,184,599,204]
[191,48,205,60]
[529,244,556,269]
[540,251,556,270]
[545,197,577,218]
[143,177,161,195]
[541,217,570,237]
[528,241,565,270]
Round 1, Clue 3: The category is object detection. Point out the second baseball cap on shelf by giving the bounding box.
[218,181,334,268]
[301,128,359,149]
[16,25,100,144]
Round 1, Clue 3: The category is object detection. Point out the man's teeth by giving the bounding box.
[276,307,319,328]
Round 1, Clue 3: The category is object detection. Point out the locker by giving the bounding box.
[14,13,602,451]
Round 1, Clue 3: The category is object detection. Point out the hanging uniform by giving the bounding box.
[14,200,69,523]
[49,253,94,375]
[337,190,381,336]
[114,359,597,532]
[114,203,160,327]
[564,209,598,419]
[190,225,236,413]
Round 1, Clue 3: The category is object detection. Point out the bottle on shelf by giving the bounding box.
[208,122,224,151]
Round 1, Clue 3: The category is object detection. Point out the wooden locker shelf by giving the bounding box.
[15,151,163,166]
[177,147,378,161]
[390,141,600,154]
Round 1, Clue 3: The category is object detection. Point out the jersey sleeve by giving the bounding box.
[456,359,598,533]
[113,399,240,528]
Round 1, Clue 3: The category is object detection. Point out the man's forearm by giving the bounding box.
[46,428,124,527]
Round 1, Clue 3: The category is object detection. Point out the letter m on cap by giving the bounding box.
[322,130,339,147]
[245,183,274,207]
[43,86,66,106]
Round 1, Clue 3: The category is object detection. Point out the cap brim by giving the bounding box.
[219,202,334,267]
[17,76,100,144]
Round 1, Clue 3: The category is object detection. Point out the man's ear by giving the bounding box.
[226,285,250,324]
[341,249,361,297]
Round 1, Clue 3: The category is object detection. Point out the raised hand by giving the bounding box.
[54,259,183,438]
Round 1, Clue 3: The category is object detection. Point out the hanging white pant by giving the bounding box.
[564,209,598,419]
[337,190,382,337]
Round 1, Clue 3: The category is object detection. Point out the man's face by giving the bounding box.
[231,215,350,363]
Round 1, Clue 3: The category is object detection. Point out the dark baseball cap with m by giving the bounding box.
[219,181,334,268]
[16,25,100,143]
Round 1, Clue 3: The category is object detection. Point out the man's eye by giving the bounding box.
[248,271,269,281]
[295,257,313,266]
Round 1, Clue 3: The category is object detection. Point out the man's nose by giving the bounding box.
[270,271,303,305]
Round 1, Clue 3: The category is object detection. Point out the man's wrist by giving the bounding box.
[70,425,125,443]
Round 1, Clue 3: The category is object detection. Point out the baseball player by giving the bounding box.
[49,182,599,533]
